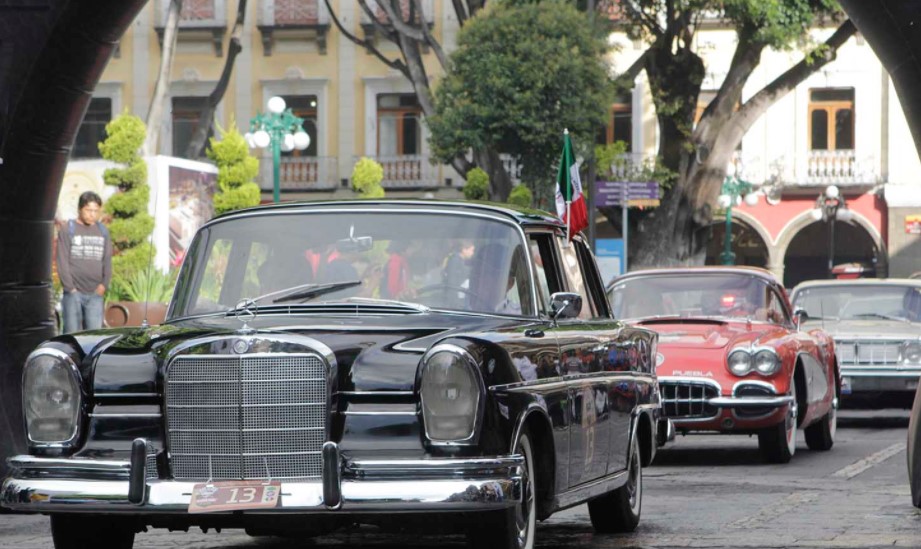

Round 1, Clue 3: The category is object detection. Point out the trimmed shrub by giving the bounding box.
[207,123,261,216]
[508,185,533,208]
[463,167,489,201]
[351,157,385,198]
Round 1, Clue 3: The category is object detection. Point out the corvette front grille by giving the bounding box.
[659,379,719,419]
[165,353,328,481]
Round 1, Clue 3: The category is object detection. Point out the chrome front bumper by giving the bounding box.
[709,395,794,408]
[1,447,523,514]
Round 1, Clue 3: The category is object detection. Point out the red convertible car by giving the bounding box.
[608,267,839,463]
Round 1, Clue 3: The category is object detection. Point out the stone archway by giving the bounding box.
[705,211,772,269]
[778,210,887,288]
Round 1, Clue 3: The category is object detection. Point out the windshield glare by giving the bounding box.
[611,273,782,322]
[170,211,533,318]
[792,285,921,322]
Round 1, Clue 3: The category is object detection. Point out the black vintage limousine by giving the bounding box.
[2,200,659,549]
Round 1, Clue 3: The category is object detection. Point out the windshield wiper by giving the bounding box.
[272,281,362,303]
[226,280,363,316]
[851,312,909,322]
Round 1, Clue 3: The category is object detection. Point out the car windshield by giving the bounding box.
[610,273,779,322]
[792,285,921,322]
[169,210,534,318]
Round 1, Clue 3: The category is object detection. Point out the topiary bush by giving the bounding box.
[99,112,155,301]
[207,122,261,215]
[351,157,385,198]
[507,185,533,208]
[463,167,489,201]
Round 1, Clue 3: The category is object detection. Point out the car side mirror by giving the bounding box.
[550,292,582,320]
[793,308,808,330]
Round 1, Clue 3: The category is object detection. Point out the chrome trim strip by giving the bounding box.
[338,391,414,396]
[342,411,417,416]
[8,456,131,473]
[89,413,162,418]
[554,470,627,511]
[349,456,524,472]
[710,396,794,408]
[94,393,160,398]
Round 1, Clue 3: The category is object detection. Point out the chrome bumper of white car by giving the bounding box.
[1,443,523,514]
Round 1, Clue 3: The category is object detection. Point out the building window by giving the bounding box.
[281,95,318,157]
[171,96,212,158]
[597,93,632,151]
[809,88,854,151]
[377,94,421,156]
[72,98,112,158]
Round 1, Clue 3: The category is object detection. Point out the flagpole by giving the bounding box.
[564,129,571,242]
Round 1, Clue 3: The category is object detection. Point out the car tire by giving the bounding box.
[51,515,136,549]
[587,433,642,533]
[467,432,536,549]
[758,382,798,464]
[804,399,837,451]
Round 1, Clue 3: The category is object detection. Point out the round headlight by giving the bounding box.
[753,349,781,375]
[903,343,921,365]
[728,350,752,376]
[420,346,483,443]
[23,350,82,445]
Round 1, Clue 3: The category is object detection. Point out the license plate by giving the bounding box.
[841,376,852,395]
[188,480,281,513]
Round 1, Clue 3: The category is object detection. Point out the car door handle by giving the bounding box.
[525,329,545,338]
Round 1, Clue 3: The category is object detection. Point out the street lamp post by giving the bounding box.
[716,169,759,265]
[810,185,852,278]
[245,96,311,203]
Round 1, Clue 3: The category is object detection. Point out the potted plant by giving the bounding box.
[105,268,175,327]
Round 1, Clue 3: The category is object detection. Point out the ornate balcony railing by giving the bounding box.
[259,156,338,191]
[354,155,439,189]
[258,0,331,55]
[805,150,869,185]
[155,0,227,56]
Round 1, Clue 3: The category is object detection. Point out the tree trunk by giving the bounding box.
[144,0,182,156]
[473,147,513,201]
[184,0,247,159]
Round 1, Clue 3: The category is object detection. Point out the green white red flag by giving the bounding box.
[555,129,588,240]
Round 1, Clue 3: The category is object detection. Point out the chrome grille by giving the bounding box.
[836,340,900,366]
[659,380,719,419]
[166,353,327,481]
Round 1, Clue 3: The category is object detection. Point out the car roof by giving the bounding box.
[609,266,781,288]
[791,278,921,294]
[212,199,565,229]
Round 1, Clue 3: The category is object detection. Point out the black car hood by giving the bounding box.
[87,310,528,394]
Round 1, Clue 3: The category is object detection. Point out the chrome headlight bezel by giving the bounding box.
[752,349,782,376]
[22,347,84,451]
[901,341,921,365]
[419,344,485,446]
[727,349,753,376]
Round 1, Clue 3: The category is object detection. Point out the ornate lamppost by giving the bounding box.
[245,96,311,203]
[716,168,759,265]
[810,184,852,278]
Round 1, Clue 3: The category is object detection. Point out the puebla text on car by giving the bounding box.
[1,201,659,549]
[607,267,838,463]
[790,279,921,408]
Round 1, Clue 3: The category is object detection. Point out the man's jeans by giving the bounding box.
[62,291,104,333]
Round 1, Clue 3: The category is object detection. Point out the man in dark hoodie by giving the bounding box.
[57,191,112,333]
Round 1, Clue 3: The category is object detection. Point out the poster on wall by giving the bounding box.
[906,215,921,234]
[168,165,217,268]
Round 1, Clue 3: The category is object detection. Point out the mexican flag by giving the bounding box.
[555,129,588,240]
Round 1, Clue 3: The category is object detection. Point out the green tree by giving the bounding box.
[429,1,612,205]
[351,157,385,198]
[207,122,261,216]
[463,167,489,201]
[606,0,854,267]
[99,112,154,300]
